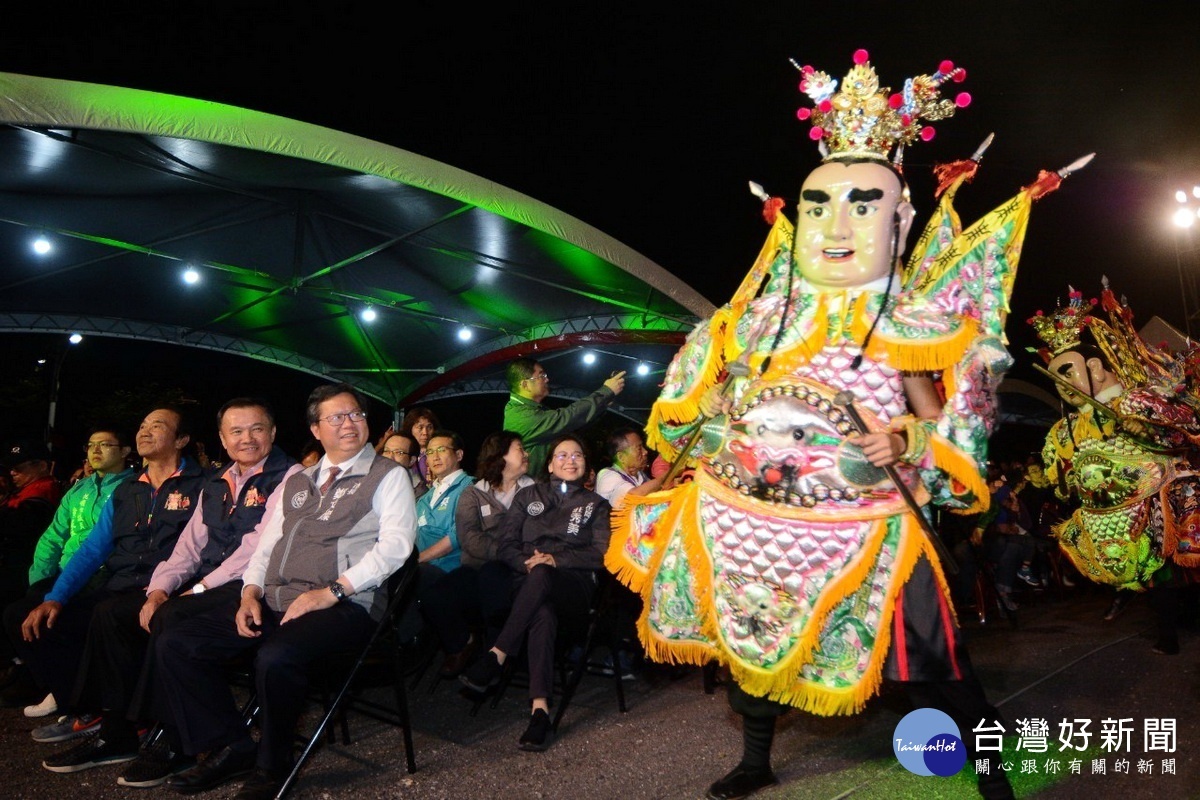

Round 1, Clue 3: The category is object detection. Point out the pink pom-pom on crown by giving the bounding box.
[818,99,833,113]
[799,79,809,91]
[801,64,814,75]
[920,126,936,141]
[939,60,955,74]
[796,107,811,121]
[809,127,825,141]
[888,93,903,109]
[955,92,972,108]
[953,69,967,83]
[853,49,869,65]
[901,113,912,126]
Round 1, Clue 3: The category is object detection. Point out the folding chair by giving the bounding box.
[551,570,630,731]
[276,549,420,799]
[467,569,629,730]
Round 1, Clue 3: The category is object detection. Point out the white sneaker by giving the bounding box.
[24,692,58,718]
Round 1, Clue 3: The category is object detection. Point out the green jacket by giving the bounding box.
[27,468,134,586]
[503,389,616,476]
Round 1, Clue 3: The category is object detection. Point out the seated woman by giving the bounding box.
[422,431,535,677]
[459,433,611,752]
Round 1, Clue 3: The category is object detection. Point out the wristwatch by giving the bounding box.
[191,582,206,595]
[327,580,348,601]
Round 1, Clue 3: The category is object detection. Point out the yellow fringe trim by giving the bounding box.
[758,304,828,380]
[609,472,961,715]
[1172,552,1200,569]
[604,483,694,595]
[741,513,930,716]
[929,433,990,514]
[880,318,977,373]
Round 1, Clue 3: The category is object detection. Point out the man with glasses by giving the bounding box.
[0,430,132,708]
[414,431,472,574]
[503,356,625,476]
[396,430,473,649]
[381,431,427,500]
[155,383,416,800]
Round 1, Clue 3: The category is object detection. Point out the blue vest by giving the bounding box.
[105,460,206,592]
[197,447,294,578]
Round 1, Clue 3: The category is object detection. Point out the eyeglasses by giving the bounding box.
[553,452,585,462]
[320,410,367,427]
[382,448,413,459]
[424,445,458,457]
[84,441,121,453]
[526,373,550,383]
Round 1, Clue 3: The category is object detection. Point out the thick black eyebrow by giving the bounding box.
[801,189,830,203]
[1054,362,1075,376]
[847,188,885,202]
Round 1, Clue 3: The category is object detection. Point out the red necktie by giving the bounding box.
[320,466,341,495]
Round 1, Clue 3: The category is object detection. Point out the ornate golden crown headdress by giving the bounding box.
[1027,288,1095,362]
[792,49,970,164]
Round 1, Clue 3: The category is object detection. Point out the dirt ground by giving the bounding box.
[1,583,1197,799]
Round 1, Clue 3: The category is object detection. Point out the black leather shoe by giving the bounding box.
[1152,635,1180,655]
[166,745,256,794]
[459,650,502,692]
[234,767,284,800]
[706,764,778,800]
[439,635,480,678]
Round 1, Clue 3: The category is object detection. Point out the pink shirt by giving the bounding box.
[146,461,303,595]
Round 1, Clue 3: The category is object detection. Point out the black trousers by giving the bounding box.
[420,565,480,654]
[493,564,595,700]
[155,593,373,774]
[4,573,109,710]
[1,576,56,663]
[69,582,244,725]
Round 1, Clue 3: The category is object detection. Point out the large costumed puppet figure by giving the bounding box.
[1030,280,1200,654]
[605,50,1089,800]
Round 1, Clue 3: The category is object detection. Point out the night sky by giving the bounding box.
[4,2,1198,457]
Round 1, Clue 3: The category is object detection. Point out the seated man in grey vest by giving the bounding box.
[154,383,417,800]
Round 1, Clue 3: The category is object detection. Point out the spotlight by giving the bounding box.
[1193,185,1200,199]
[36,358,46,365]
[1177,190,1189,204]
[457,327,473,342]
[32,234,51,255]
[636,363,650,376]
[182,267,201,285]
[68,333,83,344]
[1174,208,1196,228]
[582,352,596,365]
[360,307,377,323]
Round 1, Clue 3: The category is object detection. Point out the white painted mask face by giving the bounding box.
[795,161,913,290]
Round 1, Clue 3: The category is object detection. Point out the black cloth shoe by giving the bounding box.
[0,661,29,690]
[517,708,553,752]
[0,668,41,708]
[706,764,779,800]
[459,650,502,692]
[234,768,284,800]
[1103,593,1131,621]
[1152,636,1180,655]
[117,735,195,788]
[165,744,256,794]
[42,735,139,773]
